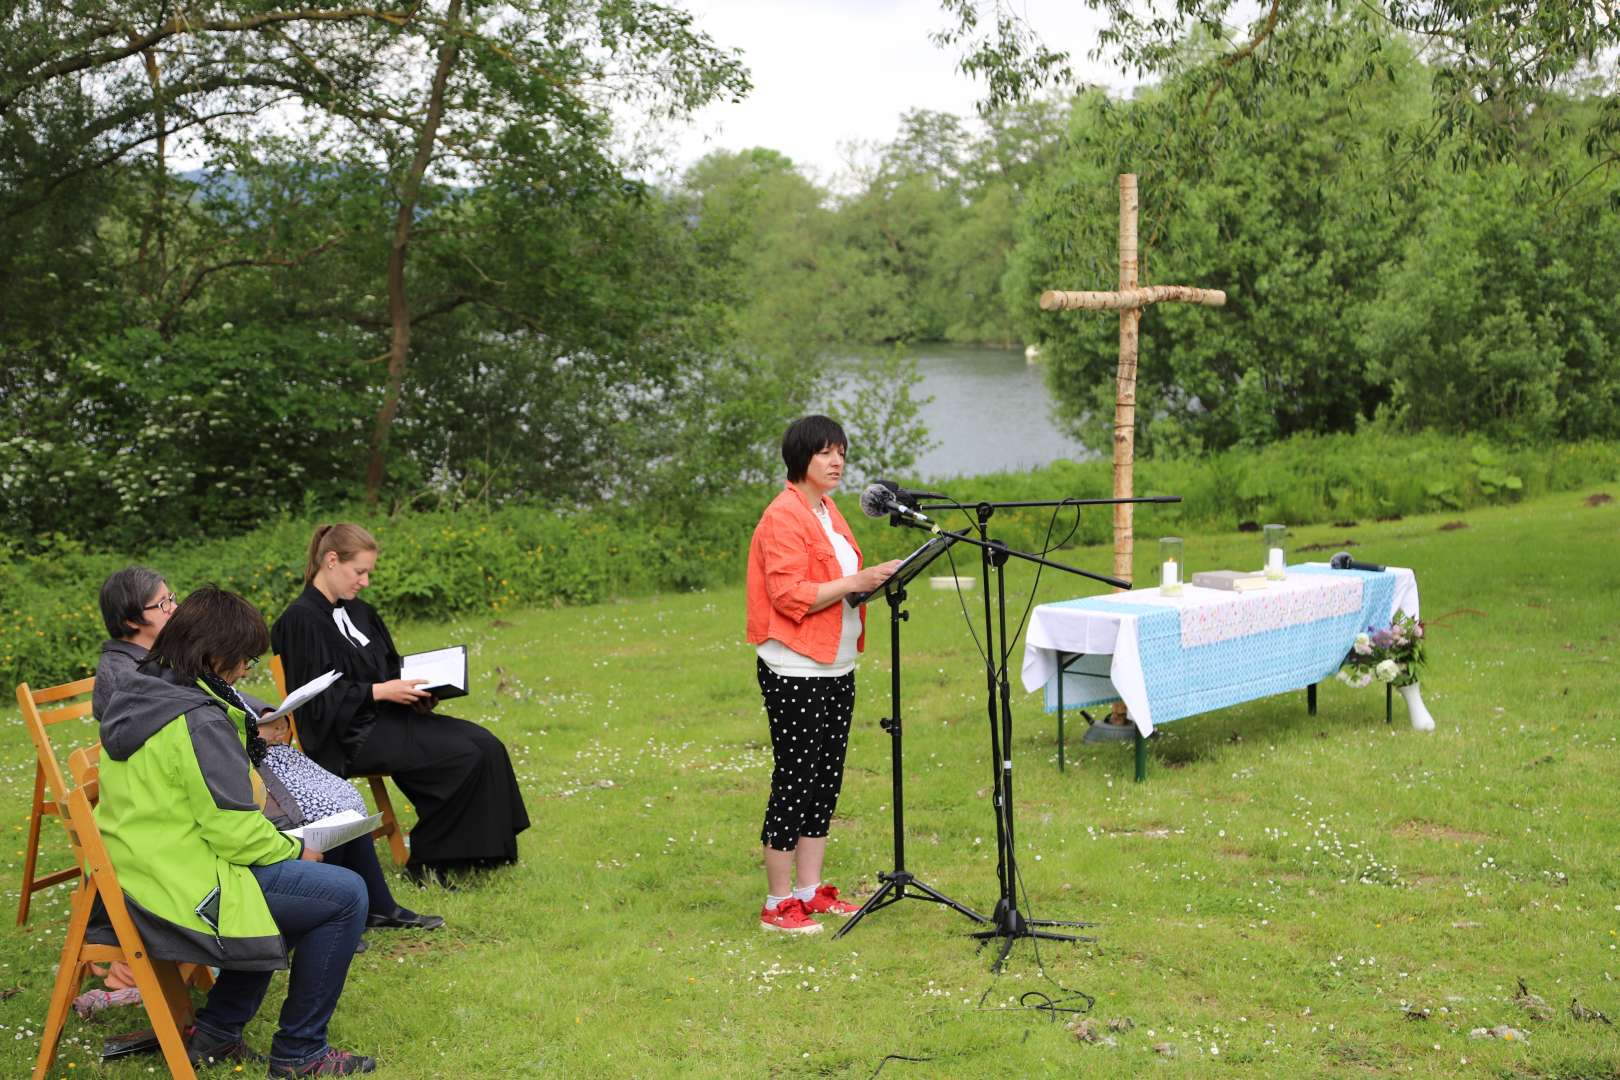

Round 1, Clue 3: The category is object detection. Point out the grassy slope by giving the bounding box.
[0,487,1616,1078]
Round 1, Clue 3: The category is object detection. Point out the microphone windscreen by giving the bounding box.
[859,484,894,519]
[1329,552,1352,569]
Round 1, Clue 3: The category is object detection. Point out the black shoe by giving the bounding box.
[354,934,369,954]
[185,1024,265,1068]
[266,1046,376,1076]
[366,907,445,931]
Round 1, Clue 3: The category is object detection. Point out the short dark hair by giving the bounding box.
[781,415,847,483]
[99,567,168,639]
[145,585,270,681]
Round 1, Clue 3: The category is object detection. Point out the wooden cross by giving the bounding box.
[1039,173,1227,591]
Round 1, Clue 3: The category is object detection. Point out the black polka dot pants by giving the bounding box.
[756,658,856,851]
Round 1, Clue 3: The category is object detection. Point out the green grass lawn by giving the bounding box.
[1,487,1617,1078]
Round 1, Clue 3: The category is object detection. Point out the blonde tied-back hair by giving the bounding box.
[304,523,379,584]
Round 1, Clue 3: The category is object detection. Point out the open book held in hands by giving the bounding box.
[285,810,384,854]
[261,669,342,723]
[401,644,468,700]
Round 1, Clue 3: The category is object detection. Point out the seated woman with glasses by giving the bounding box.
[95,567,272,722]
[272,523,529,888]
[97,586,375,1076]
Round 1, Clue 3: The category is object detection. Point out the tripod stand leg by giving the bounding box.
[833,875,904,939]
[903,878,988,924]
[834,872,989,939]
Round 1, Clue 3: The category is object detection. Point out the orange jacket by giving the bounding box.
[746,484,866,664]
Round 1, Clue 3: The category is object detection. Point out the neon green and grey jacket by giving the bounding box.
[96,663,302,970]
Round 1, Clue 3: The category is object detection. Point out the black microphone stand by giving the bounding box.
[835,534,988,939]
[899,494,1180,971]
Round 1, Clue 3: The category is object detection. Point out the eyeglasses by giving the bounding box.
[246,655,262,669]
[143,594,178,614]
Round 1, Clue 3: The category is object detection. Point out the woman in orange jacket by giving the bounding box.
[745,415,902,933]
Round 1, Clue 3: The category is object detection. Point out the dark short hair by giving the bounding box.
[145,585,270,681]
[99,567,168,639]
[781,415,847,483]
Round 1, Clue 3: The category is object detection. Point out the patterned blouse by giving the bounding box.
[262,745,366,821]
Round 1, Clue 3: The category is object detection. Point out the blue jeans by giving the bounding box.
[193,859,366,1068]
[322,835,399,917]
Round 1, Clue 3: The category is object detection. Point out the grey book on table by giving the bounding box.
[1191,569,1267,591]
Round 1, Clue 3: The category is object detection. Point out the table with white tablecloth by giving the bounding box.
[1020,564,1420,776]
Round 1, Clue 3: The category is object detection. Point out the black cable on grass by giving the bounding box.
[868,1053,934,1078]
[969,815,1099,1023]
[1015,859,1097,1016]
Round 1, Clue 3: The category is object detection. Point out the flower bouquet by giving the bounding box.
[1338,609,1434,730]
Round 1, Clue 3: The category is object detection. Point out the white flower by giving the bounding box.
[1375,659,1401,683]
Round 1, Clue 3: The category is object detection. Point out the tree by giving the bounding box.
[1008,25,1437,454]
[934,0,1620,204]
[2,0,751,508]
[1358,163,1620,441]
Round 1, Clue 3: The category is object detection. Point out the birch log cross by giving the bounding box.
[1039,173,1227,726]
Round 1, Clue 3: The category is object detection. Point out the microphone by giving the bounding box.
[1330,551,1386,572]
[872,478,948,508]
[860,483,936,527]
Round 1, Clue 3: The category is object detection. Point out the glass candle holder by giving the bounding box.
[1263,523,1287,580]
[1159,536,1184,596]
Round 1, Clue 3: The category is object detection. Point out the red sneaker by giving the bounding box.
[802,884,860,916]
[760,897,823,934]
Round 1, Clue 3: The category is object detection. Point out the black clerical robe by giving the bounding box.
[271,584,529,869]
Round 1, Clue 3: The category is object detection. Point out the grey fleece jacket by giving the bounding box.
[94,639,271,721]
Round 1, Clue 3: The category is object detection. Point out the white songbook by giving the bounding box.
[400,645,468,700]
[285,809,385,853]
[261,669,342,723]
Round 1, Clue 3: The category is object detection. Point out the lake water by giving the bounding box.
[827,345,1095,481]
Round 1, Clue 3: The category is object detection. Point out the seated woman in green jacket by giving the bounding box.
[97,586,376,1077]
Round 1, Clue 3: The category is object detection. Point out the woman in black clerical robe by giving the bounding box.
[271,523,530,886]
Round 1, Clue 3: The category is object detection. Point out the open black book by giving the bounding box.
[400,644,468,700]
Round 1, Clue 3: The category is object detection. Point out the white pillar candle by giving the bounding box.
[1162,559,1179,585]
[1267,547,1285,575]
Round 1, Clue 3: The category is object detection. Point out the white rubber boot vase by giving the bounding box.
[1399,682,1435,732]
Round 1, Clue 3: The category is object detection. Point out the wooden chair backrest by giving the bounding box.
[17,677,95,808]
[16,677,97,924]
[66,745,101,803]
[267,654,302,746]
[63,787,136,941]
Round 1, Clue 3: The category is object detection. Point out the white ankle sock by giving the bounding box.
[765,893,791,911]
[792,882,820,902]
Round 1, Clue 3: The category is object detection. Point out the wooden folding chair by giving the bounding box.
[34,776,199,1080]
[268,656,410,865]
[64,745,213,990]
[15,676,97,926]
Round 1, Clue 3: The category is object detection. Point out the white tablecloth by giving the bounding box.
[1020,564,1419,736]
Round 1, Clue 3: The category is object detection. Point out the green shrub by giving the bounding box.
[3,432,1615,687]
[0,503,758,687]
[843,433,1620,559]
